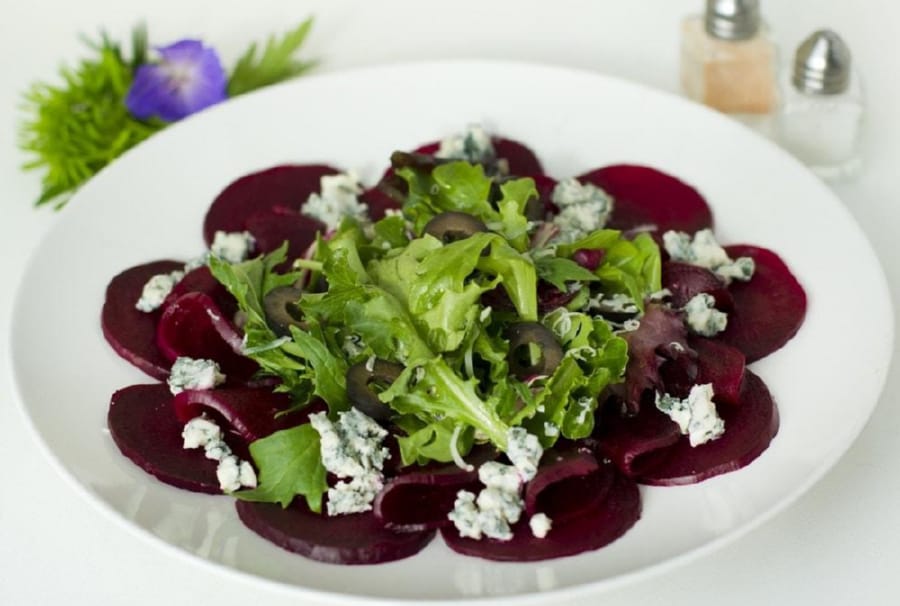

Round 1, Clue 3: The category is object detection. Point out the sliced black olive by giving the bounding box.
[423,211,487,243]
[390,150,449,173]
[507,322,563,379]
[346,359,404,421]
[263,286,304,337]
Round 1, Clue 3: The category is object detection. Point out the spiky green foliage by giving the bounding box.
[228,17,317,97]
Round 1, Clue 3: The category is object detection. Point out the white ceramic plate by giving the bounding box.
[10,61,894,604]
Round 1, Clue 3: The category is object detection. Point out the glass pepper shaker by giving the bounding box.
[776,30,864,180]
[681,0,778,131]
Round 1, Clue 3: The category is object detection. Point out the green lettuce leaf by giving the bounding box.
[235,424,327,511]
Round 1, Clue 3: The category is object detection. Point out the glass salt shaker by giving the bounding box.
[681,0,778,132]
[776,30,864,180]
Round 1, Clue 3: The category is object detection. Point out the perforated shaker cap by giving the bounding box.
[705,0,761,41]
[792,29,852,94]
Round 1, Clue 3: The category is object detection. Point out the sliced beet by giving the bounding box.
[108,384,220,493]
[523,449,609,524]
[373,457,490,531]
[662,261,733,310]
[156,292,258,380]
[164,265,237,320]
[101,260,183,380]
[577,164,713,236]
[172,387,310,447]
[637,370,779,486]
[236,500,435,565]
[691,336,745,406]
[441,462,640,562]
[594,402,682,477]
[203,164,339,246]
[359,186,401,221]
[243,206,323,268]
[413,136,543,176]
[716,245,807,363]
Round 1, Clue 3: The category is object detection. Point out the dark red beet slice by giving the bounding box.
[523,449,610,524]
[716,245,807,363]
[578,164,713,236]
[359,186,401,221]
[108,384,220,493]
[662,261,734,310]
[441,463,640,562]
[413,136,543,176]
[156,292,258,380]
[172,388,310,446]
[236,500,435,565]
[594,402,682,477]
[164,265,238,320]
[203,164,339,246]
[691,336,745,406]
[373,456,490,531]
[102,260,183,380]
[243,206,324,269]
[637,370,778,486]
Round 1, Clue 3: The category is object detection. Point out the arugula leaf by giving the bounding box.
[228,18,317,96]
[235,424,327,511]
[394,416,474,466]
[533,255,600,291]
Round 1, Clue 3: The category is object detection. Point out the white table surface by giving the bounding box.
[2,1,898,604]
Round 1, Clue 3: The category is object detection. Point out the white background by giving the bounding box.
[1,1,898,604]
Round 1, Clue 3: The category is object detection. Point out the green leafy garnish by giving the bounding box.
[228,17,316,97]
[235,424,327,511]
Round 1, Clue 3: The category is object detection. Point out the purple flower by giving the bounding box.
[126,40,228,122]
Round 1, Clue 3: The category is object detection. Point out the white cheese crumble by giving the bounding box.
[655,383,725,447]
[309,409,390,516]
[506,427,544,482]
[167,357,226,395]
[586,292,639,314]
[302,172,368,232]
[550,179,614,243]
[435,124,495,164]
[683,293,728,337]
[210,230,256,264]
[662,228,755,284]
[448,461,525,541]
[135,269,184,312]
[529,513,553,539]
[181,416,257,492]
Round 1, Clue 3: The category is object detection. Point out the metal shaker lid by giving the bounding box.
[705,0,761,41]
[792,29,852,94]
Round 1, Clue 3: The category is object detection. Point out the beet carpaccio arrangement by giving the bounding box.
[102,125,807,565]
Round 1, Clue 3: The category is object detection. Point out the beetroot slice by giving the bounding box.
[690,336,746,406]
[172,388,310,448]
[156,292,258,380]
[413,136,543,176]
[108,384,220,493]
[441,462,640,562]
[203,164,339,246]
[716,245,807,363]
[523,449,609,524]
[102,260,183,380]
[661,261,734,310]
[359,186,401,221]
[236,500,435,565]
[622,305,691,413]
[164,265,237,319]
[373,455,492,531]
[243,206,323,268]
[637,370,779,486]
[594,402,682,477]
[578,164,713,236]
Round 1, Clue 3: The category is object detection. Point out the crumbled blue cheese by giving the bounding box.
[529,513,553,538]
[683,293,728,337]
[135,270,184,312]
[543,422,559,438]
[506,427,543,482]
[182,416,257,492]
[655,383,725,447]
[586,292,639,314]
[479,461,523,493]
[550,179,614,243]
[309,409,390,516]
[435,124,495,164]
[662,229,755,284]
[448,461,525,541]
[302,172,367,231]
[210,230,256,264]
[167,357,226,395]
[183,253,210,273]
